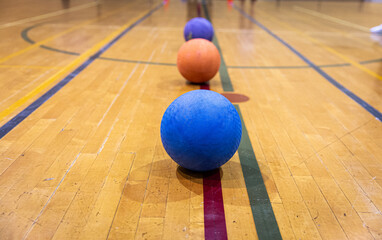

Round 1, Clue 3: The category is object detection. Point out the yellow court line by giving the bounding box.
[293,6,369,32]
[260,11,382,81]
[0,5,128,65]
[0,65,62,70]
[0,8,154,122]
[0,2,99,29]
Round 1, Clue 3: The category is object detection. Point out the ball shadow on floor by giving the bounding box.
[123,158,269,205]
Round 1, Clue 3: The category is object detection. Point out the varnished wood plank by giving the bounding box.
[107,180,147,239]
[135,217,164,240]
[162,167,191,239]
[294,176,348,240]
[0,0,381,239]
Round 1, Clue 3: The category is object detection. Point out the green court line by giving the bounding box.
[213,37,234,91]
[235,105,283,240]
[201,1,282,239]
[201,1,234,92]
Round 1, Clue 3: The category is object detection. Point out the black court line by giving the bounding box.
[20,22,382,70]
[361,58,382,64]
[99,57,176,66]
[41,45,80,56]
[235,4,382,122]
[0,3,163,139]
[21,23,47,44]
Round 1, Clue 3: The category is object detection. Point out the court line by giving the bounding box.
[21,23,47,44]
[41,45,81,56]
[0,1,99,29]
[68,55,382,69]
[21,22,382,69]
[235,106,283,240]
[0,5,127,65]
[0,4,151,124]
[235,5,382,122]
[229,65,310,69]
[96,57,382,70]
[293,6,370,32]
[202,2,233,92]
[260,11,382,81]
[361,58,382,64]
[198,83,228,239]
[199,4,230,240]
[202,2,283,239]
[203,170,228,240]
[100,57,176,66]
[0,70,54,107]
[28,57,144,238]
[0,3,164,139]
[0,65,61,70]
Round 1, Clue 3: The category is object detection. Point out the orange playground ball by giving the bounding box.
[177,38,221,83]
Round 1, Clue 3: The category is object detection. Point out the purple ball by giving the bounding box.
[160,90,242,172]
[184,17,214,41]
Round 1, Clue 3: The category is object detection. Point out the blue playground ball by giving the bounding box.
[184,17,214,41]
[160,90,242,172]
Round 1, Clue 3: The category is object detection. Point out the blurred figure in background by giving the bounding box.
[61,0,70,9]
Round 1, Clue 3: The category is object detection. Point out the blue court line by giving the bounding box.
[0,3,163,139]
[234,5,382,122]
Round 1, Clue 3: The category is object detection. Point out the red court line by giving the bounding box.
[200,83,210,90]
[203,169,228,240]
[200,83,228,240]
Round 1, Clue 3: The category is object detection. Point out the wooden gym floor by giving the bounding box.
[0,0,381,239]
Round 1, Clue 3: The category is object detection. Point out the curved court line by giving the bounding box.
[0,1,99,29]
[0,3,164,139]
[235,4,382,122]
[40,45,81,56]
[21,21,382,70]
[0,6,128,65]
[21,23,47,44]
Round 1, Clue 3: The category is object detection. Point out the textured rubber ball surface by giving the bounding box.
[184,17,214,41]
[160,90,242,172]
[177,38,221,83]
